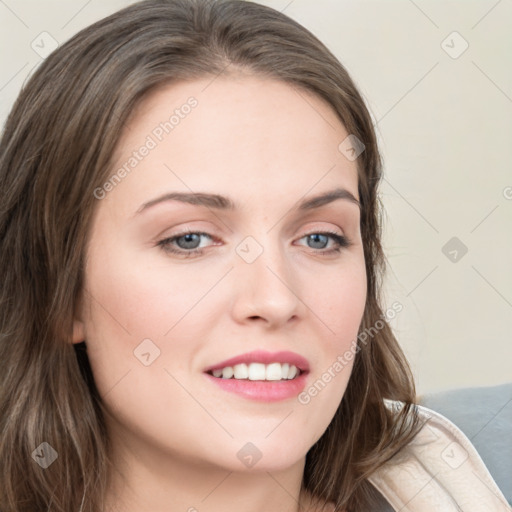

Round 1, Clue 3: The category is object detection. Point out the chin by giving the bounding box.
[210,436,310,474]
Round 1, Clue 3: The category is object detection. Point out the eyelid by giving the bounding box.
[159,222,345,244]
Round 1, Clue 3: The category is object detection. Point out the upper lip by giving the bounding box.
[203,350,310,373]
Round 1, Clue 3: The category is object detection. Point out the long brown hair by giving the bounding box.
[0,1,425,510]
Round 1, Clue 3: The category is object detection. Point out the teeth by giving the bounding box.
[248,363,265,380]
[210,362,301,381]
[265,362,282,381]
[233,363,248,379]
[287,364,297,379]
[222,366,234,379]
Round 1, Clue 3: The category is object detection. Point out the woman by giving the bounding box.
[0,1,507,511]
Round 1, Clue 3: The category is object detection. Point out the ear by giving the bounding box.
[72,319,85,344]
[71,293,86,344]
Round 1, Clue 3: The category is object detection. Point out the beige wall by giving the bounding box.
[1,0,510,394]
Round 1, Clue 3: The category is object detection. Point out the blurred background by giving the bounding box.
[1,0,510,395]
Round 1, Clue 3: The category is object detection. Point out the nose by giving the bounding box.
[230,236,304,328]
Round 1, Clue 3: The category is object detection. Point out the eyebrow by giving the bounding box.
[135,187,360,215]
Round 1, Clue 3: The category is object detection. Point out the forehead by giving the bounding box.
[104,75,360,219]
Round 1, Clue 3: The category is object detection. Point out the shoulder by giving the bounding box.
[367,402,511,511]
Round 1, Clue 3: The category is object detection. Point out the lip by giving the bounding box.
[203,349,310,374]
[203,371,309,402]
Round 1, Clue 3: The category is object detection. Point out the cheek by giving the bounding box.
[314,254,367,346]
[301,254,366,404]
[79,248,208,442]
[83,246,203,340]
[79,244,198,393]
[294,278,366,445]
[80,236,238,397]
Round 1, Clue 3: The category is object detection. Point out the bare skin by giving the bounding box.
[74,74,361,512]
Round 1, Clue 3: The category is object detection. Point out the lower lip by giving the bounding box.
[203,371,308,402]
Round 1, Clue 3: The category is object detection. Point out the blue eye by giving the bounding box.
[157,230,352,258]
[157,231,214,258]
[298,231,351,254]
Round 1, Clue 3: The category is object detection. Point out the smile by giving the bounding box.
[208,362,301,381]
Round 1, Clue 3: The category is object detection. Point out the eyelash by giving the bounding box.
[156,229,352,258]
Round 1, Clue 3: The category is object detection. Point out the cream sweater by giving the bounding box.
[367,403,511,511]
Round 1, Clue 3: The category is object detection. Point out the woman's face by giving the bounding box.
[74,75,367,475]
